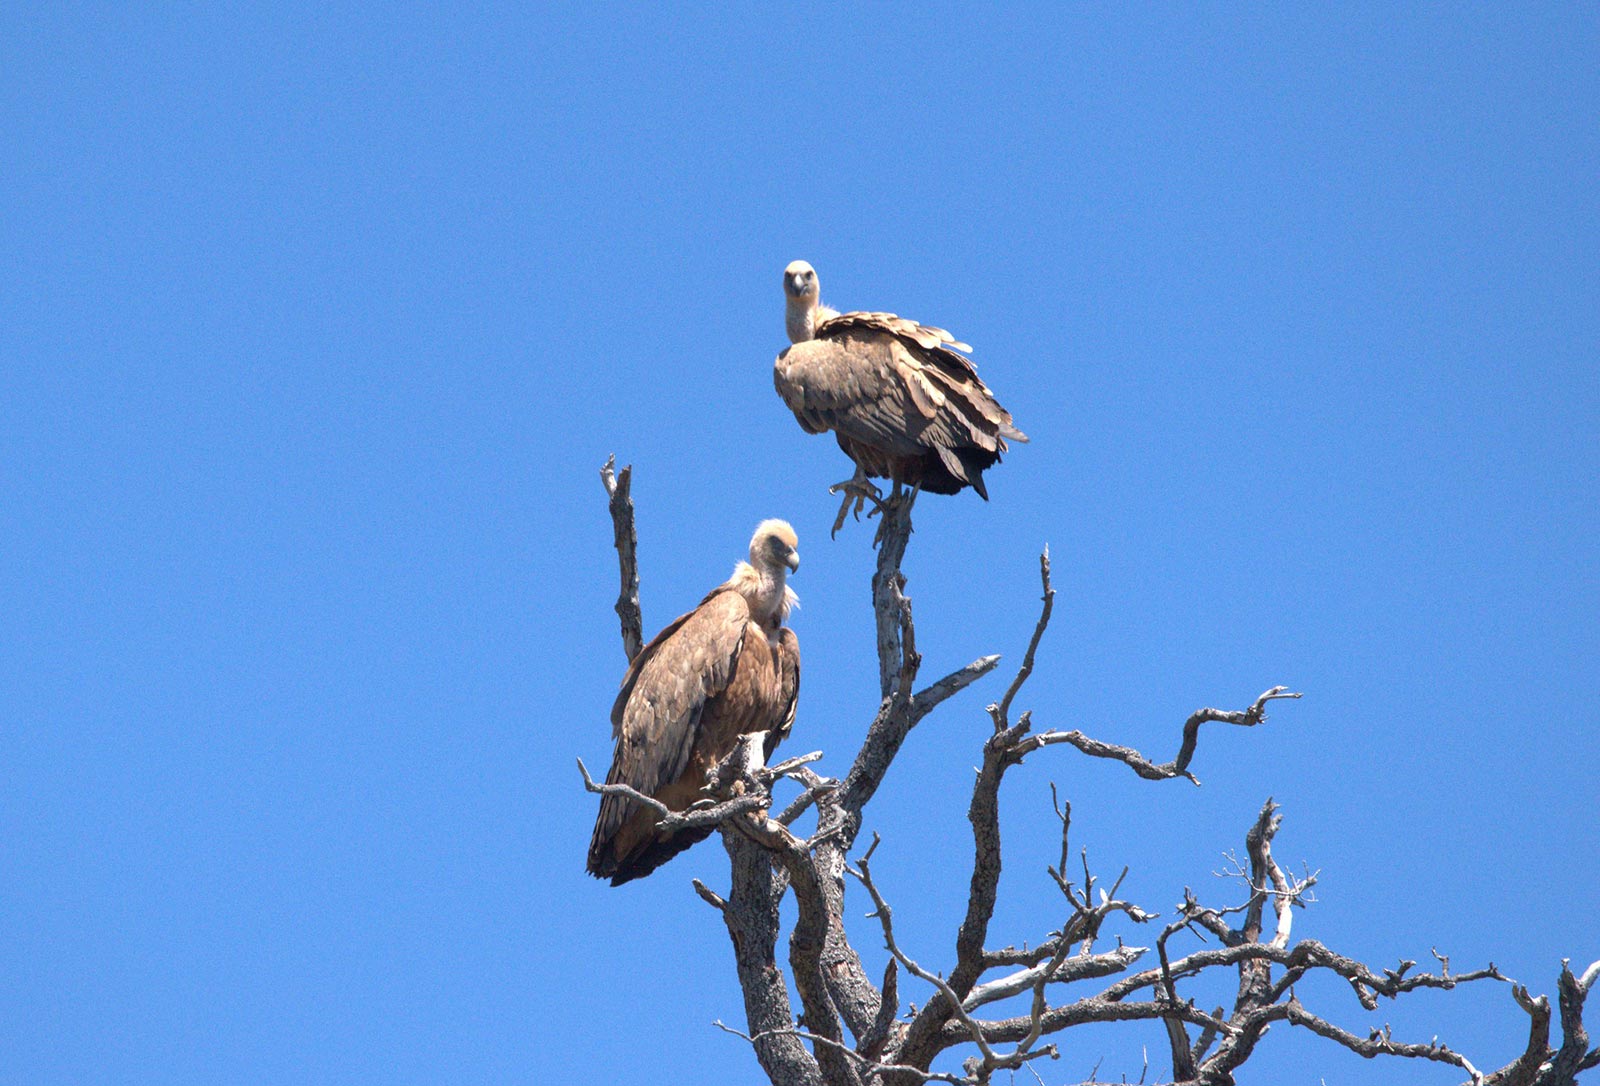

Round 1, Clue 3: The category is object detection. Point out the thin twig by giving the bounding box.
[575,757,767,832]
[991,548,1055,730]
[850,847,998,1062]
[1021,687,1303,786]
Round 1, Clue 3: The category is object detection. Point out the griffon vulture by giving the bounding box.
[586,520,802,886]
[775,260,1026,531]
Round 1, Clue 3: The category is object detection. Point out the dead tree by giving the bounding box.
[583,457,1597,1086]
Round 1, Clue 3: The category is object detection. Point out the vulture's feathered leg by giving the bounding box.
[828,469,885,539]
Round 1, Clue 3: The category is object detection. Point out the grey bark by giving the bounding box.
[591,458,1595,1086]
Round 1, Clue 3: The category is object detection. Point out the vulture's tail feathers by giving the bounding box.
[594,825,716,886]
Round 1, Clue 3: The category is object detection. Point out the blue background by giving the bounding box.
[3,5,1595,1083]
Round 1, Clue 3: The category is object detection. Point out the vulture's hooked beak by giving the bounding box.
[786,550,801,573]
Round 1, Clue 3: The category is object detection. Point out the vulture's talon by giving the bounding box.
[827,477,883,502]
[827,476,887,538]
[830,493,852,539]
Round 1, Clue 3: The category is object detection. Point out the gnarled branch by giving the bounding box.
[1019,686,1303,786]
[599,454,643,662]
[585,456,1590,1086]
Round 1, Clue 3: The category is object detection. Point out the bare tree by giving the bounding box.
[584,457,1597,1086]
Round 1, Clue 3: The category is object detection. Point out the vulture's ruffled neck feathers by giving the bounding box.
[785,296,839,344]
[728,561,797,627]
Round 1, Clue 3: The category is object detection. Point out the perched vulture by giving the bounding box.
[774,260,1026,528]
[586,520,802,886]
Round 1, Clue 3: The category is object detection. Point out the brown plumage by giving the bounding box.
[774,260,1027,504]
[586,520,801,886]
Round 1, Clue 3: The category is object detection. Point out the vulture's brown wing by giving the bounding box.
[589,590,750,863]
[775,312,1026,461]
[764,626,801,763]
[824,310,973,357]
[828,312,1027,443]
[776,334,922,454]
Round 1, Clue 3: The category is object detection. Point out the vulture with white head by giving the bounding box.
[774,260,1026,531]
[586,520,802,886]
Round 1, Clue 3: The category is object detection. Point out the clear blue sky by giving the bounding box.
[3,6,1595,1084]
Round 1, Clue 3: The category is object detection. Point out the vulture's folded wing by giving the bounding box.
[765,626,801,762]
[775,313,1025,458]
[595,591,750,844]
[776,334,924,454]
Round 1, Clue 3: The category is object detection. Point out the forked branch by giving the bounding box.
[1026,686,1304,785]
[586,457,1592,1086]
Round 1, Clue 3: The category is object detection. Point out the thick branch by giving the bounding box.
[964,947,1146,1012]
[1156,915,1197,1081]
[837,502,993,839]
[716,827,821,1086]
[809,783,888,1049]
[872,494,915,699]
[950,719,1019,995]
[739,814,862,1086]
[715,1020,969,1086]
[858,959,900,1061]
[599,455,643,663]
[962,554,1057,992]
[1233,799,1280,1013]
[1485,986,1553,1086]
[948,997,1231,1047]
[830,503,922,848]
[1478,961,1599,1085]
[1547,959,1596,1082]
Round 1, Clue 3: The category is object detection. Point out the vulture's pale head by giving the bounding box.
[751,518,801,574]
[783,260,819,304]
[783,261,826,343]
